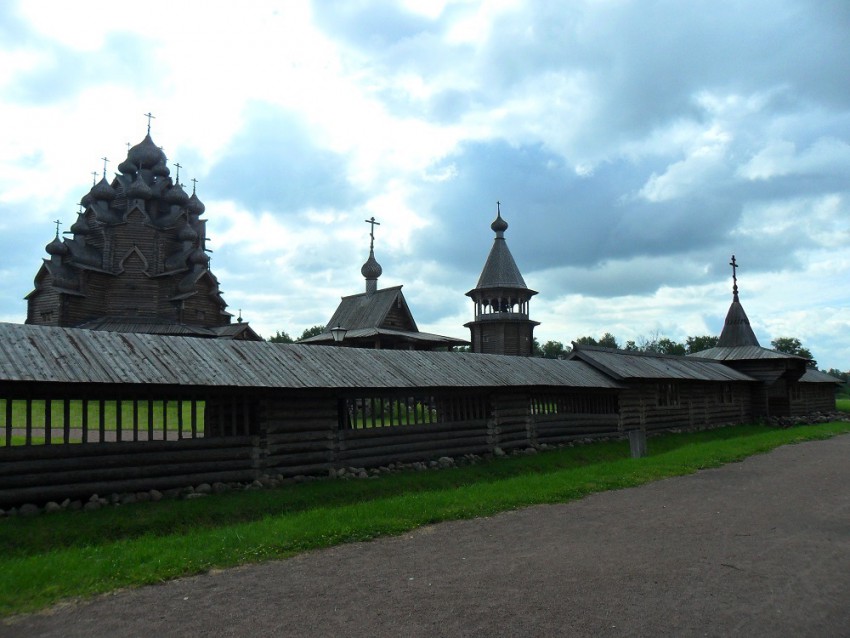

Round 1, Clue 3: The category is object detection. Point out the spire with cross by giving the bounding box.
[365,216,380,253]
[174,161,182,185]
[53,219,62,238]
[144,112,155,135]
[729,254,739,301]
[191,177,198,195]
[91,171,98,187]
[101,157,109,179]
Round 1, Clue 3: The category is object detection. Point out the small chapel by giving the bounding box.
[25,118,259,340]
[298,217,468,350]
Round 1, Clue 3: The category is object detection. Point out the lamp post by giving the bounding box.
[330,324,347,343]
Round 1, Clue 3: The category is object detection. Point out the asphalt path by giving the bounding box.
[4,434,850,637]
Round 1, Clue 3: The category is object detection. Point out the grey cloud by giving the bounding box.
[204,103,363,214]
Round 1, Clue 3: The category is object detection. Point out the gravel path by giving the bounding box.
[4,434,849,637]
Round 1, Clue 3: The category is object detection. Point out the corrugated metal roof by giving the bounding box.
[570,344,755,382]
[324,286,413,332]
[687,346,806,362]
[0,323,620,391]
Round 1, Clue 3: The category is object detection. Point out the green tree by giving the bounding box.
[598,332,619,349]
[268,330,294,344]
[574,336,598,346]
[541,340,567,359]
[623,340,639,352]
[299,325,326,341]
[685,335,718,354]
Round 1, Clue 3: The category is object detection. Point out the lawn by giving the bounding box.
[0,420,849,617]
[837,397,849,412]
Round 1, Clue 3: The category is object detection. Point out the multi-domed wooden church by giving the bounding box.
[25,122,258,340]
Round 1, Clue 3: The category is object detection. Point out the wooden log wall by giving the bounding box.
[618,382,752,432]
[0,436,260,507]
[259,396,337,478]
[490,393,533,450]
[789,383,836,416]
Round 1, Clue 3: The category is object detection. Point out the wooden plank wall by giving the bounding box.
[619,382,752,432]
[0,436,260,507]
[260,397,337,478]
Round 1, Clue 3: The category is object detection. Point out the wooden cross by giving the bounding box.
[364,216,380,252]
[91,171,98,186]
[144,112,155,134]
[191,177,198,194]
[53,219,62,237]
[729,255,739,300]
[126,142,131,152]
[497,200,501,215]
[101,156,109,179]
[174,161,182,184]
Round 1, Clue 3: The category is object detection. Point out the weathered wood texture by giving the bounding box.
[618,382,752,432]
[0,436,260,506]
[789,383,836,416]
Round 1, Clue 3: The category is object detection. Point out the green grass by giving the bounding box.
[837,398,849,412]
[1,421,849,617]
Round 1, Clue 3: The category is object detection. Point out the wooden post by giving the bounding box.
[82,398,89,443]
[63,399,71,444]
[5,399,11,447]
[44,399,52,445]
[629,429,647,458]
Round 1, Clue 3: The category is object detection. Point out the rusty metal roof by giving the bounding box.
[570,343,755,382]
[0,323,619,391]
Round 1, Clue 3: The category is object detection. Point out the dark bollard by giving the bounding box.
[628,429,647,459]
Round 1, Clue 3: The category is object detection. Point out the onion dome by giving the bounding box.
[91,177,117,201]
[189,248,210,266]
[186,192,206,215]
[45,236,69,257]
[360,250,383,280]
[80,190,94,208]
[128,134,166,170]
[178,224,198,242]
[163,183,189,205]
[491,211,508,235]
[126,174,153,200]
[152,160,170,177]
[118,158,137,175]
[70,215,91,236]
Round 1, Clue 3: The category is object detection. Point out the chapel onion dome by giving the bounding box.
[189,248,210,266]
[45,236,69,257]
[128,134,166,170]
[491,211,508,235]
[186,192,206,215]
[80,190,94,208]
[91,177,117,201]
[163,183,190,205]
[126,174,153,200]
[178,223,198,242]
[152,160,170,178]
[70,215,91,235]
[360,250,383,280]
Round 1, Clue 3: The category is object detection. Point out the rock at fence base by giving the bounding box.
[328,468,338,479]
[109,493,120,505]
[211,483,229,494]
[69,500,82,511]
[149,489,163,502]
[89,493,100,503]
[60,498,71,509]
[525,447,538,455]
[6,507,17,517]
[135,492,150,503]
[84,501,101,512]
[44,502,62,514]
[184,492,207,500]
[19,503,40,517]
[120,494,137,505]
[437,456,454,468]
[163,488,181,500]
[357,471,368,479]
[250,479,265,488]
[493,447,506,457]
[196,483,212,495]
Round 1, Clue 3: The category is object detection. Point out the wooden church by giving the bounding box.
[298,218,467,350]
[25,121,259,340]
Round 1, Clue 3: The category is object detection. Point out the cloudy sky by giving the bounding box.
[1,0,848,370]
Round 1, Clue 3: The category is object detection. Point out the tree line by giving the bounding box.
[267,326,847,384]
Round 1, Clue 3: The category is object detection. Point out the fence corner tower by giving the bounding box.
[465,203,539,356]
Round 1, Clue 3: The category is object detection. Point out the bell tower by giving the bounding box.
[465,204,538,356]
